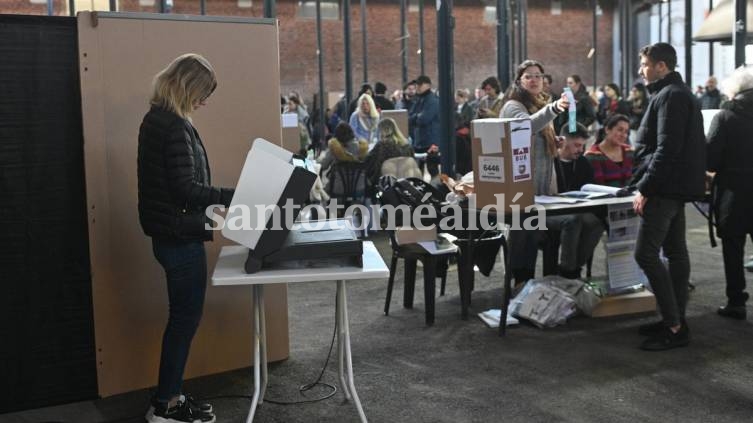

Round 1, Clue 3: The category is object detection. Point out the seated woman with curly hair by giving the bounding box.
[318,122,369,172]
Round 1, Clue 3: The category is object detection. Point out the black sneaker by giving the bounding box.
[147,398,215,423]
[638,320,665,337]
[718,305,746,320]
[182,394,213,414]
[146,395,212,419]
[640,324,690,351]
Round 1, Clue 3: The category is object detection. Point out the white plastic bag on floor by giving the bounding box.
[510,283,576,328]
[538,275,602,317]
[509,276,601,327]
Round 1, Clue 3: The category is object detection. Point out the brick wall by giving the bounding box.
[2,0,615,103]
[273,0,615,102]
[3,0,65,15]
[527,0,614,91]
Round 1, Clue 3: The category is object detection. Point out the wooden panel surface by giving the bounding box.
[77,12,289,397]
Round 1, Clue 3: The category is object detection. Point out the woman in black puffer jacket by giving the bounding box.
[137,53,233,423]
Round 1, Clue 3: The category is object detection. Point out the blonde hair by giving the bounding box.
[358,93,380,119]
[377,118,407,145]
[150,53,217,119]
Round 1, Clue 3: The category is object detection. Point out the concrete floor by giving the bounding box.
[3,205,753,423]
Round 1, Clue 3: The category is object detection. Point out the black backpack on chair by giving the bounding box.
[376,176,444,228]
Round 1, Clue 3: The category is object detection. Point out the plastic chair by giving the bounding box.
[380,156,423,180]
[383,233,458,326]
[450,229,505,319]
[377,176,458,325]
[326,161,368,213]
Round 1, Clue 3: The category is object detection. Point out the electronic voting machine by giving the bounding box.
[221,138,362,273]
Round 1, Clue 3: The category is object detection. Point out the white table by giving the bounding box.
[211,241,389,423]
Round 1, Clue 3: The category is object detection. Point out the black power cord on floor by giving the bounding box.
[205,289,340,406]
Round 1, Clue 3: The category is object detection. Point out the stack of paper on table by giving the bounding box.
[559,184,629,199]
[535,195,582,204]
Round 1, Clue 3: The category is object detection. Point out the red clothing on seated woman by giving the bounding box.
[584,143,634,188]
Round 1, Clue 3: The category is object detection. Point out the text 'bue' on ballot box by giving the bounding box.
[471,118,534,212]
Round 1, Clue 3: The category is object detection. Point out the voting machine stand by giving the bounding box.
[222,138,363,273]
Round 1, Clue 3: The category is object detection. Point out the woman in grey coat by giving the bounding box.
[500,59,570,284]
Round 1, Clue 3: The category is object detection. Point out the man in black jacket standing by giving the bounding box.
[631,43,706,351]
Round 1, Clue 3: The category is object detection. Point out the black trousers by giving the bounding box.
[722,233,753,306]
[634,197,690,327]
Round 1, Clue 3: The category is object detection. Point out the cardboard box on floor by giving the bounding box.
[591,290,657,317]
[471,118,534,213]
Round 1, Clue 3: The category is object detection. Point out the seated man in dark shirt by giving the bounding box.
[546,123,605,279]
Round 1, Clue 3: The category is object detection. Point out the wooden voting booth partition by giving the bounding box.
[77,12,289,397]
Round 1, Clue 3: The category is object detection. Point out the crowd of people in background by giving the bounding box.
[277,47,752,353]
[283,69,711,182]
[284,58,733,175]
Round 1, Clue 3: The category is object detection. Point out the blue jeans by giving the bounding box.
[152,239,207,403]
[634,197,690,327]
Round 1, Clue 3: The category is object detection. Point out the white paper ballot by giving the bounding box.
[535,195,581,204]
[478,309,520,328]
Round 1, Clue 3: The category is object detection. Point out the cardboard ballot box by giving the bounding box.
[470,118,535,212]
